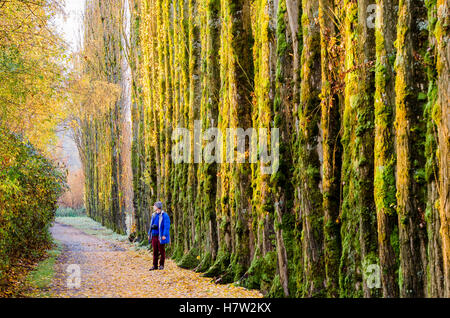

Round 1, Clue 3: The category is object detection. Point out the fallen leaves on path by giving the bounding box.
[48,223,262,298]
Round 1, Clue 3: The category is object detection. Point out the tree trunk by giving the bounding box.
[435,0,450,298]
[395,0,428,298]
[298,0,325,297]
[339,0,378,298]
[319,0,342,298]
[374,0,399,298]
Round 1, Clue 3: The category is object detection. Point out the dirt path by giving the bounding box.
[48,222,262,298]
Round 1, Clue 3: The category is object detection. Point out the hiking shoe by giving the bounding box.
[149,266,157,271]
[158,266,164,270]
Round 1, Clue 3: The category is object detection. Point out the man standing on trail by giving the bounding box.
[148,201,170,270]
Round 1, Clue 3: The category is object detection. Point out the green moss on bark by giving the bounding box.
[177,247,201,269]
[241,250,277,295]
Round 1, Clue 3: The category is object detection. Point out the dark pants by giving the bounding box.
[152,236,165,268]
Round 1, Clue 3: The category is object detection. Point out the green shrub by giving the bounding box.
[0,128,66,282]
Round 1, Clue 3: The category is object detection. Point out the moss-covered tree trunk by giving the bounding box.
[318,0,342,298]
[394,0,428,298]
[197,0,220,266]
[284,0,304,297]
[423,0,445,298]
[339,0,378,298]
[227,0,253,284]
[297,0,325,297]
[374,0,399,298]
[186,0,201,254]
[435,0,450,297]
[272,0,297,297]
[285,0,301,116]
[129,0,149,240]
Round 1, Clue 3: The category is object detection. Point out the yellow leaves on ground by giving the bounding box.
[48,223,262,298]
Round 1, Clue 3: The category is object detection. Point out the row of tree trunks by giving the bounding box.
[77,0,449,297]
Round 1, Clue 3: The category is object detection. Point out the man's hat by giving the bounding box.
[154,201,163,210]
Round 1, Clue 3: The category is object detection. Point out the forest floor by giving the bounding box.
[38,220,262,298]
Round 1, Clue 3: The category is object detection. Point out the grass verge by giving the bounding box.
[24,240,62,297]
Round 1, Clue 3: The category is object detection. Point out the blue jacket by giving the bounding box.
[148,211,170,244]
[150,213,160,236]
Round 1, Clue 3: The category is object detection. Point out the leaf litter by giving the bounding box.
[48,222,262,298]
